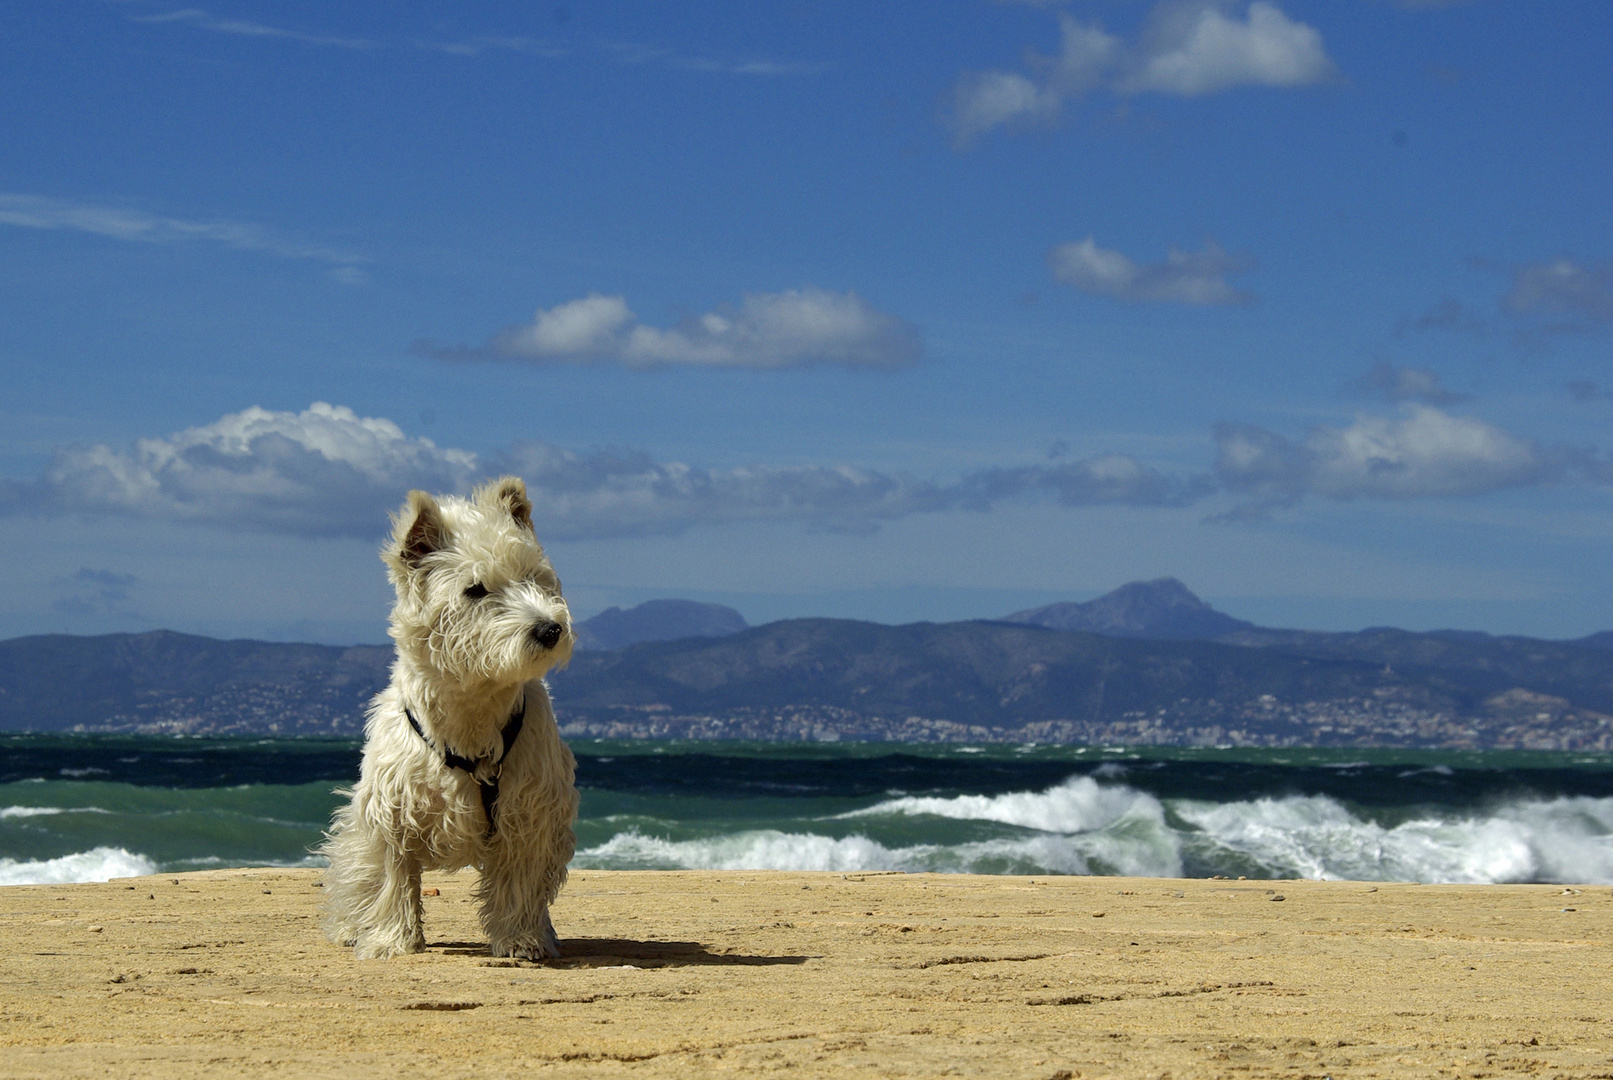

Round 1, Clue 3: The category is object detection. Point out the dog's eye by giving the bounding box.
[463,583,489,600]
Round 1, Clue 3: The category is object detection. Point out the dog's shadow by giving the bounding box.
[433,937,811,968]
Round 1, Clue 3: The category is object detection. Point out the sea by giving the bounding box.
[3,734,1612,887]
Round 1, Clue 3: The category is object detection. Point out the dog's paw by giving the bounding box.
[491,930,561,961]
[352,933,426,960]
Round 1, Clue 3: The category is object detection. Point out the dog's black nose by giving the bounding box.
[532,621,565,650]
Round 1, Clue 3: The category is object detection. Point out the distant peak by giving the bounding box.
[1000,578,1253,640]
[574,598,749,651]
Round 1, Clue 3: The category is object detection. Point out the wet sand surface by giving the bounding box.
[2,868,1609,1078]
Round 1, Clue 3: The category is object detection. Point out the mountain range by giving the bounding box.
[3,580,1610,749]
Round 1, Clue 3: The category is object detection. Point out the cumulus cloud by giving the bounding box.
[1349,362,1468,405]
[952,1,1336,144]
[427,288,923,370]
[15,403,1598,541]
[1214,406,1560,517]
[1120,0,1336,96]
[1,404,1195,541]
[1048,237,1253,304]
[6,404,477,537]
[0,193,366,275]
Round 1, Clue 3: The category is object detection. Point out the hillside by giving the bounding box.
[4,619,1610,749]
[0,631,390,735]
[549,618,1613,748]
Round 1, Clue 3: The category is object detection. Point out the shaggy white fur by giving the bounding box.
[319,477,580,960]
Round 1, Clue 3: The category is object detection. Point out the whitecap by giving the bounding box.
[0,806,111,819]
[575,817,1182,878]
[1173,794,1613,884]
[839,775,1162,836]
[0,847,157,886]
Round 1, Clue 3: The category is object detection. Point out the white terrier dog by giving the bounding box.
[319,477,579,960]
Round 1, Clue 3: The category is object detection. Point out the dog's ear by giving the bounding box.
[488,476,533,532]
[393,491,446,569]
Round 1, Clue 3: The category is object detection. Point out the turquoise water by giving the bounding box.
[4,735,1612,885]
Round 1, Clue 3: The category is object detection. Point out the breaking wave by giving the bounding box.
[574,828,1176,876]
[0,846,157,886]
[1173,793,1613,884]
[576,776,1613,884]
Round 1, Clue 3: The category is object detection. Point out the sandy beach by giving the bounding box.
[1,868,1608,1078]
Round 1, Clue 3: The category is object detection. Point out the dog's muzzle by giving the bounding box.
[531,621,565,650]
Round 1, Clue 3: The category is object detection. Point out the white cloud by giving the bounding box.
[437,288,923,370]
[14,404,476,537]
[1215,406,1559,512]
[1308,408,1548,499]
[491,444,952,540]
[1121,1,1336,96]
[0,193,366,272]
[1048,237,1253,304]
[19,403,1593,542]
[952,1,1335,143]
[953,71,1059,142]
[2,405,1193,540]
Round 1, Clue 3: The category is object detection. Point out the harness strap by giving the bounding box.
[404,697,525,838]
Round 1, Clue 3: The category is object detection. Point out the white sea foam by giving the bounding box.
[840,775,1163,835]
[576,776,1613,884]
[1173,794,1613,885]
[572,828,1170,875]
[0,847,157,886]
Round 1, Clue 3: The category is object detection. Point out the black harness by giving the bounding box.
[405,697,525,838]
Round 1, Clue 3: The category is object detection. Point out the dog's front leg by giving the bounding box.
[352,842,426,960]
[476,837,568,960]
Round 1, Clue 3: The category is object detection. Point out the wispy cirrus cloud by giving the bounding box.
[1048,237,1254,305]
[420,289,924,370]
[414,35,566,59]
[132,8,377,49]
[598,41,830,76]
[0,193,367,279]
[132,10,823,75]
[952,1,1337,145]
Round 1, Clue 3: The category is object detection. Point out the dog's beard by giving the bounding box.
[403,583,572,684]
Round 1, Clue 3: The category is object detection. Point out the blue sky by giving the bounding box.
[3,0,1612,643]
